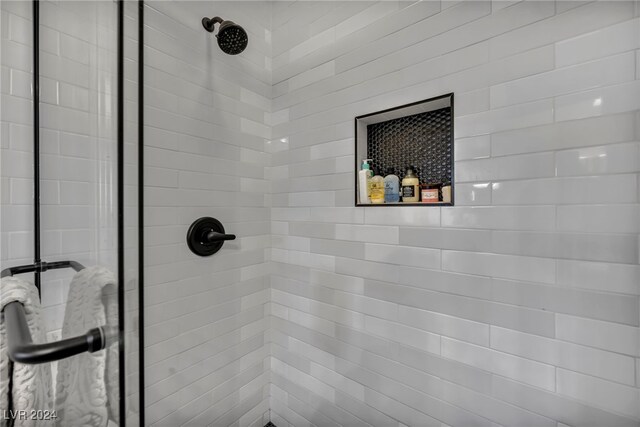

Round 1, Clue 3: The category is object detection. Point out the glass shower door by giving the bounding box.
[1,0,141,425]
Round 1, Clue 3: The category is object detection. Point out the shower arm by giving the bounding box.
[202,16,224,33]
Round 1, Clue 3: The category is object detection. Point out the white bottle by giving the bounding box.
[358,159,373,204]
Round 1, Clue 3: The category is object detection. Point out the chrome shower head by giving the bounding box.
[202,16,248,55]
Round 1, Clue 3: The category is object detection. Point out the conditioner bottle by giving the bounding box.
[401,167,420,203]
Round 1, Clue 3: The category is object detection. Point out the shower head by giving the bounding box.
[202,16,248,55]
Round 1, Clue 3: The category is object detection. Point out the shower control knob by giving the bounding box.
[203,230,236,243]
[187,217,236,256]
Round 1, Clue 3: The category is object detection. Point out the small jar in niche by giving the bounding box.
[421,183,440,203]
[441,182,452,204]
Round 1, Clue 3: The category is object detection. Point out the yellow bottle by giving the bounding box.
[370,174,385,204]
[401,167,419,203]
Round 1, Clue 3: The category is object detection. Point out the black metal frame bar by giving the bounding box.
[1,260,85,279]
[32,0,41,294]
[4,301,114,364]
[138,1,146,423]
[116,0,126,422]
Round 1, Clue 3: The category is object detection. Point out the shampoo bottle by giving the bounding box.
[370,170,385,204]
[358,159,373,204]
[384,168,400,203]
[401,167,420,203]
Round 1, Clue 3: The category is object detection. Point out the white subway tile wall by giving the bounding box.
[142,2,271,425]
[269,1,640,427]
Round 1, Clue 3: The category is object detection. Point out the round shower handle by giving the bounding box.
[187,217,235,256]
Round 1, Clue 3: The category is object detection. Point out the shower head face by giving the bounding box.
[216,21,248,55]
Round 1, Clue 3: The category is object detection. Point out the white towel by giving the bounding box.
[0,276,53,427]
[55,267,118,427]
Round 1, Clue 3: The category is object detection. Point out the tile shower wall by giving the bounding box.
[269,1,640,426]
[142,2,272,426]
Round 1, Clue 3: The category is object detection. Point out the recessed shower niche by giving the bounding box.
[355,93,454,206]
